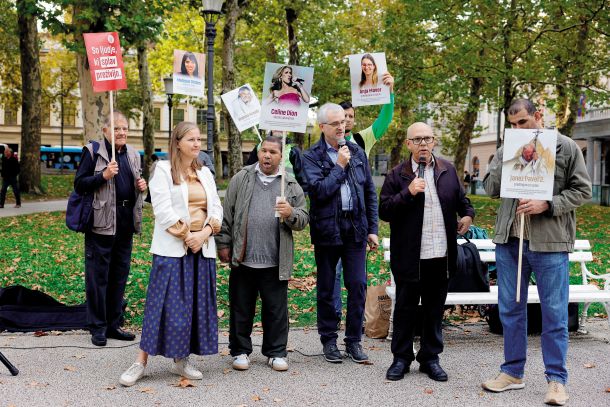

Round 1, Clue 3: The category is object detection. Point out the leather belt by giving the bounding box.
[117,200,132,207]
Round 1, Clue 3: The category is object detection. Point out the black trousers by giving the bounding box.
[84,230,133,335]
[229,265,288,358]
[391,257,448,364]
[0,176,20,206]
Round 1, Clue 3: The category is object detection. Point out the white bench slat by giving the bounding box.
[385,284,610,306]
[382,238,591,251]
[384,249,593,264]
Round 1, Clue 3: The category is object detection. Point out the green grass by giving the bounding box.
[0,196,608,329]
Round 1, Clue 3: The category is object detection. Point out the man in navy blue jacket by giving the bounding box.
[303,103,379,364]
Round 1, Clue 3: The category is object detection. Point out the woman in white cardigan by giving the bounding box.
[120,122,222,386]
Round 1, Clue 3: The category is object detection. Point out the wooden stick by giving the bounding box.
[109,90,115,162]
[516,212,525,303]
[186,96,190,122]
[253,125,262,142]
[280,131,287,198]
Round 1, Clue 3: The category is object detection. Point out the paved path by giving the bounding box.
[0,321,608,406]
[0,200,68,218]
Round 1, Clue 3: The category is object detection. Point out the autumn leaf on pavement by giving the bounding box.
[251,393,262,401]
[583,363,595,368]
[34,331,48,337]
[172,377,196,388]
[139,387,155,394]
[220,348,230,356]
[262,387,270,393]
[104,385,116,390]
[424,388,434,394]
[274,398,283,403]
[63,365,77,372]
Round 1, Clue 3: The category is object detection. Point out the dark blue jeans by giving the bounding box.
[496,238,569,384]
[314,217,367,345]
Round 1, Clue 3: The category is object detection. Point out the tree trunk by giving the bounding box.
[138,45,155,179]
[17,0,42,194]
[454,76,484,177]
[222,0,243,177]
[285,7,304,149]
[213,126,222,177]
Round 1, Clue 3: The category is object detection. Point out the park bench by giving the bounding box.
[382,238,610,338]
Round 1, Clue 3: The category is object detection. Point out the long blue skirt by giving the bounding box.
[140,252,218,358]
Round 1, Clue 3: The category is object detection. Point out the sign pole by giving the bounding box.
[109,90,115,162]
[253,125,262,142]
[516,212,525,302]
[280,131,286,199]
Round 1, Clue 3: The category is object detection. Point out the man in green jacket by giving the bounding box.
[481,99,591,406]
[216,135,308,373]
[334,72,395,319]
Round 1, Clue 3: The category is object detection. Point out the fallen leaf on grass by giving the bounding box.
[424,388,434,394]
[253,322,262,328]
[172,378,196,388]
[63,365,77,372]
[584,363,596,368]
[289,319,297,324]
[139,387,156,394]
[217,310,225,318]
[104,385,116,390]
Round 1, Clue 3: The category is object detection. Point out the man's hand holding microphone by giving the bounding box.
[408,157,427,196]
[336,139,351,169]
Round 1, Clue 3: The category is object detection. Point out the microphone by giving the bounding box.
[338,139,346,148]
[418,156,426,178]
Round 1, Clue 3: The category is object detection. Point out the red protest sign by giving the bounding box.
[83,32,127,93]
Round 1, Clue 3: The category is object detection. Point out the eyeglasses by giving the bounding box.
[114,127,129,133]
[408,136,434,145]
[323,120,346,128]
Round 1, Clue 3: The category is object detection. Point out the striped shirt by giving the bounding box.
[411,158,447,259]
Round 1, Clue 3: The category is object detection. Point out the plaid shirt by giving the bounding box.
[411,158,447,259]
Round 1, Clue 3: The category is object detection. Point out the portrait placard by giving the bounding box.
[259,63,314,133]
[221,84,261,132]
[173,50,205,97]
[500,129,557,201]
[349,52,390,107]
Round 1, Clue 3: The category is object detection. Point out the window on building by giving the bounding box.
[173,108,184,127]
[197,109,206,133]
[4,107,17,125]
[154,108,161,131]
[64,100,77,127]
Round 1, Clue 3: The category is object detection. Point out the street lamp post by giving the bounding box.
[164,76,174,142]
[201,0,224,163]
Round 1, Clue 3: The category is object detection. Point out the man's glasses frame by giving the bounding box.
[408,136,434,145]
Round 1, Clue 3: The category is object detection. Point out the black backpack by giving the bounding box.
[449,236,490,292]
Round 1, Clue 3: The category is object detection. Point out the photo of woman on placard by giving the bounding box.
[359,53,378,89]
[267,65,310,106]
[179,52,200,78]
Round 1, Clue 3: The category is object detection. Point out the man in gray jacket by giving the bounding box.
[481,99,591,406]
[216,135,308,372]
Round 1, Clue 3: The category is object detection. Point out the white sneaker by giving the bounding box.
[171,357,203,380]
[267,357,288,371]
[119,362,146,387]
[232,354,250,371]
